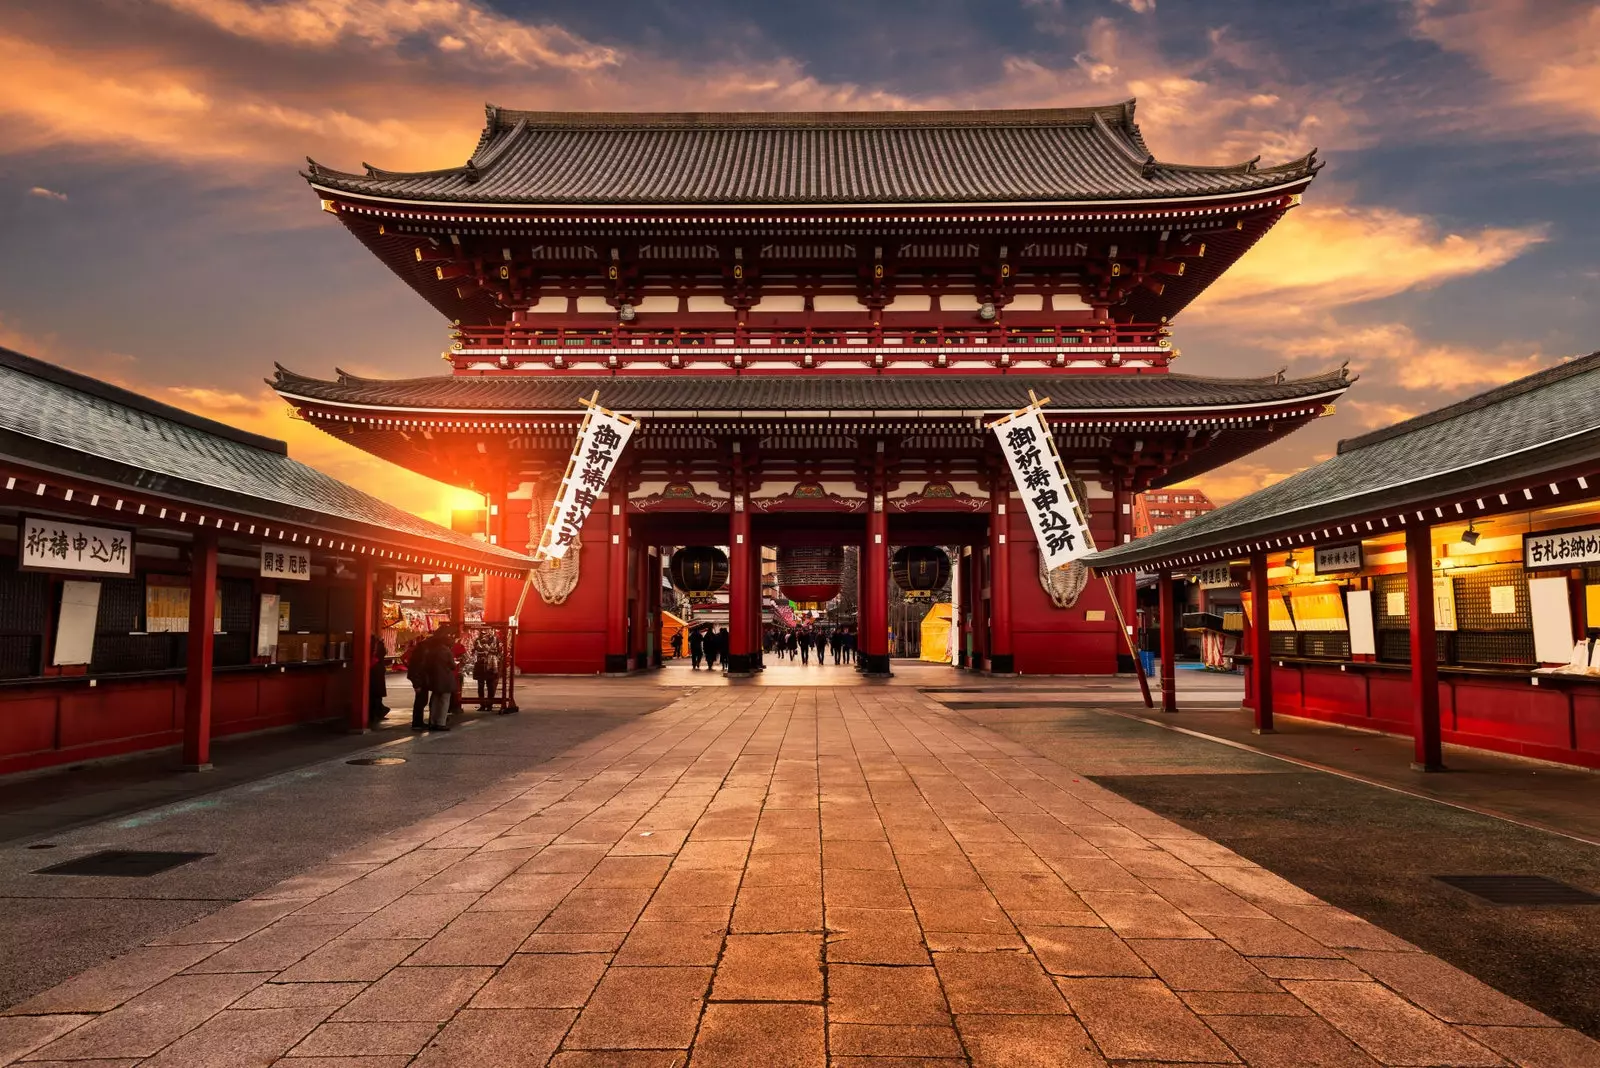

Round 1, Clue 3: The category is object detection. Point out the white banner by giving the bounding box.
[260,546,311,581]
[393,572,422,599]
[22,516,133,575]
[535,396,638,561]
[990,403,1091,571]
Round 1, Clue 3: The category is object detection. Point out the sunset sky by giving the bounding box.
[2,0,1596,526]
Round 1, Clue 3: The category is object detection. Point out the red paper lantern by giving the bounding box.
[776,545,844,604]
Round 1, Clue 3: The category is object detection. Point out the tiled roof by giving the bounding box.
[304,102,1319,207]
[271,368,1352,416]
[1086,352,1600,571]
[0,348,528,568]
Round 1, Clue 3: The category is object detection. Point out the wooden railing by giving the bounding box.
[450,322,1168,351]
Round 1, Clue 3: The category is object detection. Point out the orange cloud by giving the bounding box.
[1414,0,1600,133]
[1188,204,1546,321]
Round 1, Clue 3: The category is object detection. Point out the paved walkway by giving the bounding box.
[3,686,1596,1066]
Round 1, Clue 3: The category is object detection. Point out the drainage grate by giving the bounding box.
[347,756,407,766]
[35,850,212,877]
[1434,874,1600,905]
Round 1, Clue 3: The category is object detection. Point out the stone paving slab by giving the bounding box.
[4,686,1597,1066]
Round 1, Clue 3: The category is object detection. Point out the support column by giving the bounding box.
[449,570,466,631]
[182,530,218,771]
[989,482,1014,674]
[605,487,629,674]
[971,544,989,671]
[1158,569,1178,713]
[749,542,763,671]
[1406,523,1444,771]
[647,547,663,668]
[1112,483,1137,672]
[861,495,892,676]
[727,500,754,675]
[350,555,376,732]
[1249,551,1274,734]
[631,538,650,669]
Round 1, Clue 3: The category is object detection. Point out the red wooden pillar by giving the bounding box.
[989,482,1014,674]
[449,571,465,631]
[182,530,218,771]
[349,555,375,732]
[647,546,664,668]
[861,496,891,675]
[1406,523,1445,770]
[971,543,989,670]
[748,541,763,671]
[1112,484,1137,671]
[728,500,754,674]
[1158,569,1178,713]
[630,537,650,669]
[605,487,629,674]
[1249,551,1275,734]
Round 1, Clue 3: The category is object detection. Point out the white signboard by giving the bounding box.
[256,594,281,657]
[1197,563,1234,589]
[393,572,423,599]
[1433,576,1457,632]
[535,397,638,562]
[53,580,102,666]
[1313,544,1363,575]
[22,516,133,575]
[1528,577,1575,663]
[260,546,311,581]
[990,404,1091,570]
[1524,526,1600,570]
[1490,585,1517,615]
[1347,589,1376,656]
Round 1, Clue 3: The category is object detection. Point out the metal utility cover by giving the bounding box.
[34,850,212,877]
[1434,874,1600,906]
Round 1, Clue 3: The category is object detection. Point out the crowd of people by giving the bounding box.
[767,627,856,664]
[666,624,858,669]
[389,625,505,731]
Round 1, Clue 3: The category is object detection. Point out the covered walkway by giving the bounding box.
[3,685,1592,1066]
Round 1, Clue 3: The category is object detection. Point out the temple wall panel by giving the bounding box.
[511,505,613,675]
[1006,495,1121,675]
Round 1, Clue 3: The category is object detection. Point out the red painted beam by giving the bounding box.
[1158,569,1178,714]
[182,530,218,771]
[1406,522,1445,771]
[1249,550,1275,734]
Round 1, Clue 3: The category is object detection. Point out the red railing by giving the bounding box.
[450,322,1167,351]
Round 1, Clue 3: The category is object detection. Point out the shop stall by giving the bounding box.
[0,347,529,775]
[1087,353,1600,770]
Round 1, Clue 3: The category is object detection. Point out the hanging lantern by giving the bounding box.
[667,546,729,595]
[892,546,951,599]
[776,545,844,604]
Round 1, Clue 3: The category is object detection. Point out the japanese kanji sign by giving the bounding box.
[392,572,423,599]
[21,516,133,575]
[1197,563,1235,589]
[1313,544,1363,575]
[535,394,638,562]
[260,546,311,581]
[1524,526,1600,570]
[988,401,1091,571]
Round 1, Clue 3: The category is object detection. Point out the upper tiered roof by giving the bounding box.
[305,102,1319,208]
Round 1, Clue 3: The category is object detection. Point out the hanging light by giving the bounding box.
[1460,522,1481,546]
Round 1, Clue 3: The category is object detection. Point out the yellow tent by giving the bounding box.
[660,611,689,658]
[920,602,954,663]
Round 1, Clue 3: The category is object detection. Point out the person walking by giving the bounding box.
[815,631,827,664]
[670,627,684,661]
[427,627,458,730]
[404,633,436,731]
[470,627,502,709]
[715,627,730,669]
[799,629,810,664]
[689,626,705,669]
[830,629,842,665]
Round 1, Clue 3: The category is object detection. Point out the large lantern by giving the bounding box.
[892,546,951,599]
[668,546,729,595]
[776,545,844,605]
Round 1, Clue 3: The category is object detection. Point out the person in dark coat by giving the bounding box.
[814,632,827,662]
[426,628,458,730]
[688,626,705,669]
[404,633,440,731]
[670,627,684,661]
[715,627,730,668]
[829,629,843,664]
[799,629,811,664]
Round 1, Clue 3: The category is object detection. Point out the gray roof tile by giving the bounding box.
[0,348,528,568]
[1086,352,1600,571]
[306,104,1319,207]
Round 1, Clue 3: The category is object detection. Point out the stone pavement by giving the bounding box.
[3,685,1596,1067]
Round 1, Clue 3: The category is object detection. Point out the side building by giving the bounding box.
[0,347,529,775]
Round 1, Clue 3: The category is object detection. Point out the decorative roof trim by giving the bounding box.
[307,175,1314,214]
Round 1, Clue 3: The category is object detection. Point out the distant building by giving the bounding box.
[1134,488,1217,537]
